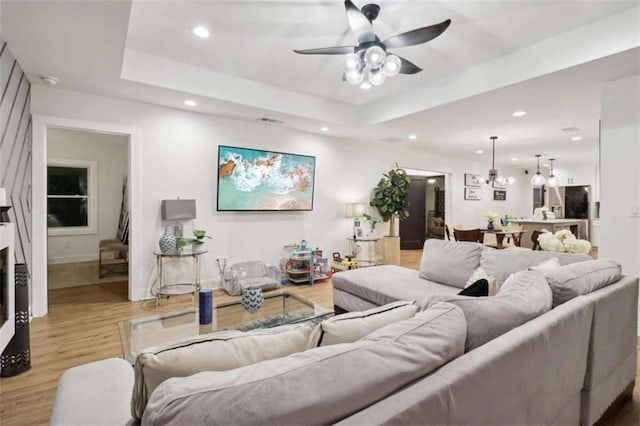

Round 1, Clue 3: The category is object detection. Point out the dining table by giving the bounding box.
[480,229,527,250]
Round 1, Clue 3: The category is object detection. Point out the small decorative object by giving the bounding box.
[362,213,381,236]
[538,230,591,254]
[486,211,499,229]
[541,206,549,220]
[242,287,264,313]
[158,227,176,253]
[198,289,213,325]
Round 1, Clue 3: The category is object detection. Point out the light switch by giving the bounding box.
[631,205,640,218]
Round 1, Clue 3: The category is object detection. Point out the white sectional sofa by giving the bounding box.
[49,240,637,425]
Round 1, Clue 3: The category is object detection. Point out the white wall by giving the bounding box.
[47,128,128,263]
[600,74,640,278]
[31,86,534,301]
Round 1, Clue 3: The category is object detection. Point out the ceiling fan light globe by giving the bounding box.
[345,69,364,85]
[364,46,386,69]
[368,68,386,86]
[343,53,362,71]
[530,173,546,186]
[382,55,401,77]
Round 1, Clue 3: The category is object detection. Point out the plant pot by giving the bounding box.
[382,236,401,266]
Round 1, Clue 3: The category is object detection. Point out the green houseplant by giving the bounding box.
[369,165,410,237]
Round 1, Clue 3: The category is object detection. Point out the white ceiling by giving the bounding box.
[2,0,639,168]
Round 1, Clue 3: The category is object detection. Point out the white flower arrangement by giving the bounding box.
[537,229,591,254]
[486,211,499,223]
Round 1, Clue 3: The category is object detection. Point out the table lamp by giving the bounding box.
[345,202,367,240]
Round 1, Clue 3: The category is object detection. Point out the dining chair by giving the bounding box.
[453,228,483,243]
[531,230,543,250]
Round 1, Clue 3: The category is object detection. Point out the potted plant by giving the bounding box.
[369,165,410,265]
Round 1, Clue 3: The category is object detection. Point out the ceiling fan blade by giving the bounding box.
[345,0,376,44]
[392,54,423,74]
[383,19,451,49]
[293,46,355,55]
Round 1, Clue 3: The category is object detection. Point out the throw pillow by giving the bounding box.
[427,271,552,352]
[131,323,313,420]
[545,258,622,307]
[307,300,418,348]
[528,257,561,273]
[458,279,489,297]
[466,267,498,296]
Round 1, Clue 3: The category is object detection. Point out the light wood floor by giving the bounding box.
[0,250,637,425]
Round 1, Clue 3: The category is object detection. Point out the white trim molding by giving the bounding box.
[32,114,142,317]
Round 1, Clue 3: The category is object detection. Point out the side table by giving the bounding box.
[153,248,207,306]
[346,237,381,266]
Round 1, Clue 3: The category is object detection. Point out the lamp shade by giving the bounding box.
[345,202,367,218]
[530,173,546,186]
[161,199,196,220]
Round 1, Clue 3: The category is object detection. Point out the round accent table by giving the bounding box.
[153,248,207,306]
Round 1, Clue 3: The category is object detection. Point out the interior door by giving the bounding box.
[400,177,426,249]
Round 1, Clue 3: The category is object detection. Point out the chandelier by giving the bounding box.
[343,48,401,88]
[485,136,507,186]
[530,154,546,186]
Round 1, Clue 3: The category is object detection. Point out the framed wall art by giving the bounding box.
[464,173,483,187]
[217,145,315,211]
[464,187,481,200]
[494,190,507,201]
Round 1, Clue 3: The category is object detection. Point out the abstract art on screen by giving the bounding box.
[217,145,316,211]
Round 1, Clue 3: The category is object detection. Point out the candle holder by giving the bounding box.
[0,206,11,223]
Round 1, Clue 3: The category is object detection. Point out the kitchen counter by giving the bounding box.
[512,219,587,249]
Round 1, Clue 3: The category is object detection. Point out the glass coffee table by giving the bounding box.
[118,291,333,363]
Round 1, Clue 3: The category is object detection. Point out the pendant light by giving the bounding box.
[546,158,558,188]
[530,154,546,186]
[485,136,507,185]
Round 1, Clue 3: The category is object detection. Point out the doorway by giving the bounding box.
[400,172,447,249]
[46,128,129,294]
[32,115,141,318]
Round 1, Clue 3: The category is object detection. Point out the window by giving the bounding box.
[47,159,97,236]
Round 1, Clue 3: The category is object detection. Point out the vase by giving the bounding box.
[158,229,176,253]
[487,222,494,230]
[242,288,264,313]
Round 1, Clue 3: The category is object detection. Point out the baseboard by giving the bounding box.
[48,254,99,264]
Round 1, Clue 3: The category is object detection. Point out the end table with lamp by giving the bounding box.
[152,247,207,306]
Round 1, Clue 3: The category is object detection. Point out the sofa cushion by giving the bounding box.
[427,271,552,351]
[332,265,460,308]
[545,259,622,307]
[307,300,418,348]
[132,323,312,419]
[419,239,485,289]
[142,302,467,426]
[480,249,591,287]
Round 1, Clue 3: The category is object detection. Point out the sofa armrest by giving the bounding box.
[50,358,135,426]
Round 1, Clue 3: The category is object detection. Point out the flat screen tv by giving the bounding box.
[217,145,316,211]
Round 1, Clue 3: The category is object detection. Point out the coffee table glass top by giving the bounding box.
[118,291,333,363]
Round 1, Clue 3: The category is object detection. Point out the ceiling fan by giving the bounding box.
[294,0,451,87]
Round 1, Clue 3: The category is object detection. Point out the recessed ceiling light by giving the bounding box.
[193,26,210,38]
[475,150,484,154]
[408,134,417,140]
[571,136,583,141]
[184,100,197,106]
[320,127,329,132]
[360,82,372,90]
[511,157,518,161]
[512,110,527,117]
